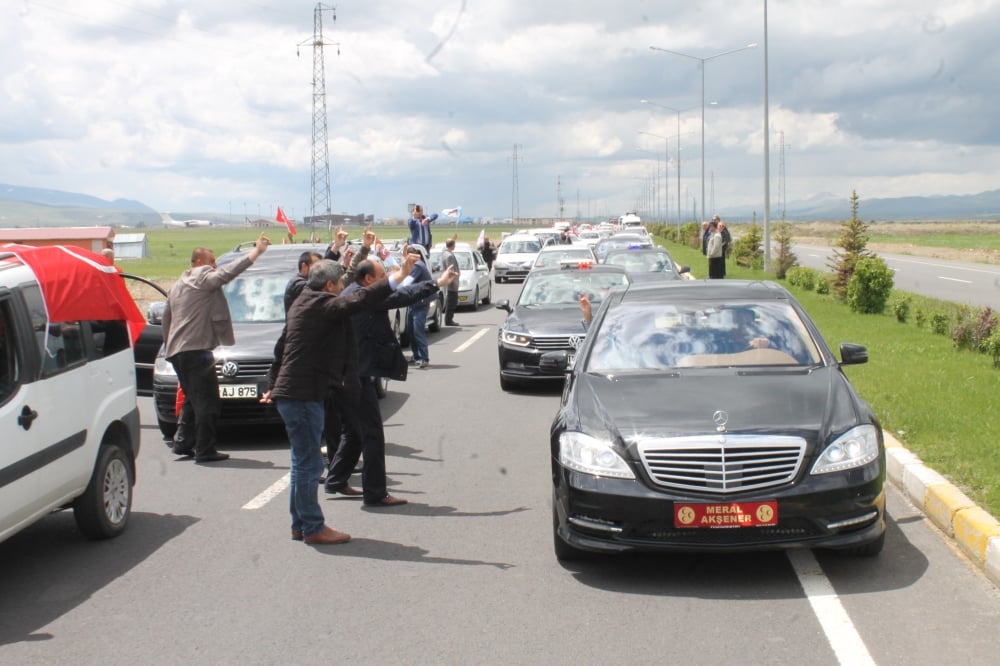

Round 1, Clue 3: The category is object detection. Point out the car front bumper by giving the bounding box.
[552,457,886,554]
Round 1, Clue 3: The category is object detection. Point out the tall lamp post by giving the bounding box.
[637,131,669,227]
[640,100,701,240]
[649,43,757,227]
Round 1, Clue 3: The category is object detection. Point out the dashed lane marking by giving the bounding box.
[242,473,290,510]
[454,327,491,353]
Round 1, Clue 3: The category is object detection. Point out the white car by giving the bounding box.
[1,246,141,544]
[430,242,492,308]
[493,234,543,283]
[529,244,597,272]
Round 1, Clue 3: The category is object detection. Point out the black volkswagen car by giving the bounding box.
[495,262,629,391]
[549,280,886,560]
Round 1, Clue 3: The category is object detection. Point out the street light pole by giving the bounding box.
[640,99,700,241]
[650,43,757,228]
[763,0,772,271]
[638,131,669,228]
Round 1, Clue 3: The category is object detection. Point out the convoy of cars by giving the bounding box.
[2,218,887,563]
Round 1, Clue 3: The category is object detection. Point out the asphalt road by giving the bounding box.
[1,281,998,664]
[793,243,1000,311]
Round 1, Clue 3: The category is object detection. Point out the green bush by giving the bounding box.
[846,256,894,314]
[733,224,763,269]
[986,328,1000,368]
[891,295,912,323]
[785,266,817,291]
[815,277,831,295]
[914,307,926,328]
[931,312,950,335]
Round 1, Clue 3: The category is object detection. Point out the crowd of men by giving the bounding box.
[162,228,457,546]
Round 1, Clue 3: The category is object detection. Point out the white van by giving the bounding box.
[618,212,646,233]
[1,249,140,544]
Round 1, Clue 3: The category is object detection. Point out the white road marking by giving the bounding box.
[454,327,491,352]
[242,473,290,510]
[939,276,972,284]
[787,550,876,665]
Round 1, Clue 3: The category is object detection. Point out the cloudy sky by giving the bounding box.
[2,0,997,222]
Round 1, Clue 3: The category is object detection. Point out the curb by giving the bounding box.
[884,432,1000,587]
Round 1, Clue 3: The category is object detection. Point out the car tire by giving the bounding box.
[73,440,133,539]
[429,299,442,332]
[158,418,177,440]
[838,532,885,557]
[374,376,388,399]
[483,281,492,305]
[552,498,594,561]
[472,287,480,310]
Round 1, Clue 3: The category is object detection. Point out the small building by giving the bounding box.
[0,226,116,254]
[112,233,148,259]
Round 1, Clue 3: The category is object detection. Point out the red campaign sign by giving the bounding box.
[674,501,778,529]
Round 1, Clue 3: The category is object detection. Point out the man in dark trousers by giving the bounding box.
[163,232,270,462]
[325,257,458,506]
[262,254,417,545]
[441,237,461,326]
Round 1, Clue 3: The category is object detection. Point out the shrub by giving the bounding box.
[972,307,998,352]
[772,221,798,279]
[815,277,831,295]
[931,312,950,335]
[986,328,1000,368]
[914,307,926,328]
[952,317,975,351]
[846,256,894,314]
[786,266,817,290]
[891,294,912,323]
[733,223,763,269]
[828,191,873,300]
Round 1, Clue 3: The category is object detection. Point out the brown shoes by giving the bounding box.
[303,526,351,545]
[291,530,303,541]
[365,494,408,507]
[325,484,364,498]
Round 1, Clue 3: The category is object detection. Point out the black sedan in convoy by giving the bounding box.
[548,279,886,560]
[602,247,690,282]
[495,263,629,391]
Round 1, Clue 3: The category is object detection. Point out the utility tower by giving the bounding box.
[300,4,338,235]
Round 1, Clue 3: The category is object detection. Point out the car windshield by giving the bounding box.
[500,239,541,254]
[585,300,823,371]
[532,249,593,268]
[605,252,675,273]
[596,238,649,257]
[518,272,629,307]
[223,275,288,323]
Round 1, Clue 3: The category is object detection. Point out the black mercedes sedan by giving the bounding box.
[495,262,629,391]
[549,279,886,560]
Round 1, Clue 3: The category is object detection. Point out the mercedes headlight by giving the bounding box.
[811,424,880,474]
[558,432,635,479]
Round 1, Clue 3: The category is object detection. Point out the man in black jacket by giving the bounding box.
[325,258,458,506]
[262,254,416,545]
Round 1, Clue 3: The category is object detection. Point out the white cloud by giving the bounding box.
[1,0,999,219]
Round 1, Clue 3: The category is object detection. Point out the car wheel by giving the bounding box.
[158,418,177,439]
[483,281,492,305]
[839,532,885,557]
[429,300,442,332]
[472,286,480,310]
[73,440,133,539]
[552,498,594,561]
[374,376,388,399]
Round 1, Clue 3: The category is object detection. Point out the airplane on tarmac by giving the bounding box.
[159,212,213,228]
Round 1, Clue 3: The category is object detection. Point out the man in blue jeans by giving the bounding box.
[262,254,416,545]
[403,244,435,368]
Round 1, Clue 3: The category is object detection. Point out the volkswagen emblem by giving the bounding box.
[568,335,583,349]
[221,361,240,378]
[712,410,729,432]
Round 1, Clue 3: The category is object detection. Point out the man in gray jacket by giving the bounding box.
[162,233,270,462]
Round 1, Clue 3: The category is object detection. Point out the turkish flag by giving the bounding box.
[1,244,147,345]
[276,206,296,236]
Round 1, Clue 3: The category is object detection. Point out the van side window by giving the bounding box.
[90,320,130,358]
[0,301,19,404]
[20,283,86,376]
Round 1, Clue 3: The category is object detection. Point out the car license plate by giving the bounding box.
[458,295,469,302]
[673,501,778,528]
[219,384,257,399]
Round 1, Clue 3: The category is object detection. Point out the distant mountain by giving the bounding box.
[720,189,1000,222]
[0,183,155,213]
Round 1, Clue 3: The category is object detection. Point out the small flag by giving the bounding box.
[441,206,462,219]
[476,228,486,248]
[276,206,296,236]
